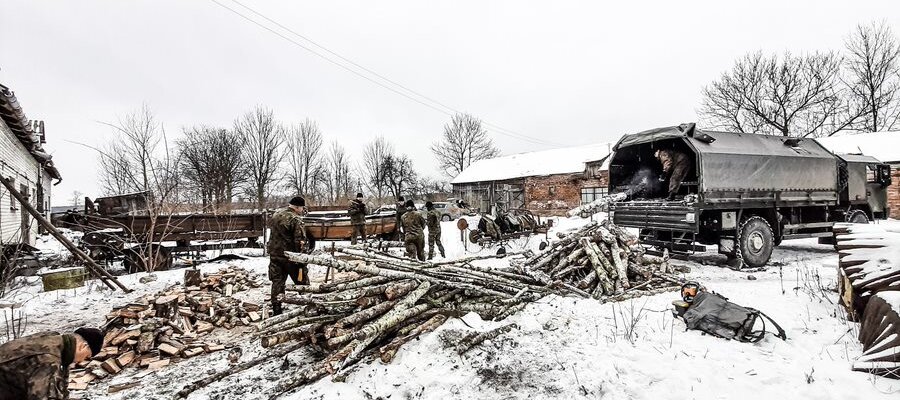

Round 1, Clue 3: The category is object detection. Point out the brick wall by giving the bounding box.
[890,163,900,219]
[523,171,610,217]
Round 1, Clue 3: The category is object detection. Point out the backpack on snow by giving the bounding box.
[681,291,787,343]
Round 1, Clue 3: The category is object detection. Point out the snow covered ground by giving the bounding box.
[3,217,899,399]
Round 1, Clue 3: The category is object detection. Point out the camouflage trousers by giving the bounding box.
[268,257,309,315]
[351,224,366,245]
[428,230,445,259]
[404,234,425,261]
[667,162,690,197]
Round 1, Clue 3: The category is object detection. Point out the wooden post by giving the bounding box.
[0,177,130,292]
[325,242,335,283]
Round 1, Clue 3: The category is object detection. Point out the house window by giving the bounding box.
[581,187,608,204]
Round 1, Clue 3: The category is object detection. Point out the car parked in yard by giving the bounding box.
[414,201,472,221]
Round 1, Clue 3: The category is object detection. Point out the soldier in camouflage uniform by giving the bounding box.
[0,327,102,400]
[267,196,310,315]
[655,149,691,201]
[400,199,426,261]
[424,201,445,259]
[394,195,407,241]
[348,193,368,245]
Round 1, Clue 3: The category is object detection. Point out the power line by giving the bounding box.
[209,0,561,147]
[225,0,558,147]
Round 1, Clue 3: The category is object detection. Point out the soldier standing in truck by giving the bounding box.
[655,148,691,201]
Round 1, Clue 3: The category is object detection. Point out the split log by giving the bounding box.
[378,314,448,363]
[176,341,307,398]
[456,323,518,355]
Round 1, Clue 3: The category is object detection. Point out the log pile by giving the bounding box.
[521,220,683,301]
[176,221,681,398]
[566,193,626,218]
[68,267,263,391]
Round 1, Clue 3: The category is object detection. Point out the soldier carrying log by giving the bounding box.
[424,201,445,259]
[0,327,103,400]
[394,195,407,241]
[400,199,426,261]
[347,192,368,245]
[654,148,691,201]
[267,196,310,315]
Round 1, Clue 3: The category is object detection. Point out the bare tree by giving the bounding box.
[234,106,286,210]
[284,119,325,200]
[323,141,355,204]
[407,176,448,200]
[179,126,245,211]
[431,113,500,177]
[842,21,900,133]
[381,154,417,199]
[360,136,393,202]
[68,191,83,208]
[700,51,847,137]
[96,105,180,201]
[94,106,183,273]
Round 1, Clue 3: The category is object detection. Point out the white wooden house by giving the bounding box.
[0,83,61,247]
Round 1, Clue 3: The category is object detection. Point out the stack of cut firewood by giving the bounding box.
[68,266,263,391]
[521,220,685,302]
[176,221,682,398]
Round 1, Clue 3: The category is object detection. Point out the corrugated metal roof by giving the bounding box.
[0,83,61,181]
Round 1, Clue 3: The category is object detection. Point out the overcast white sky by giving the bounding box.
[2,0,899,205]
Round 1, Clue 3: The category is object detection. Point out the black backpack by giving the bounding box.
[681,291,787,343]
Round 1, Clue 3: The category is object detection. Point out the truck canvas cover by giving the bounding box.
[614,125,838,193]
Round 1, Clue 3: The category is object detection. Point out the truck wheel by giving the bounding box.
[737,216,774,269]
[846,210,869,224]
[442,215,451,222]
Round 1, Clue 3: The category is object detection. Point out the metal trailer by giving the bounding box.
[57,210,266,273]
[609,123,892,268]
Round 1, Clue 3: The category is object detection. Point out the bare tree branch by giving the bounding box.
[234,106,286,209]
[841,20,900,133]
[431,113,500,177]
[284,119,325,201]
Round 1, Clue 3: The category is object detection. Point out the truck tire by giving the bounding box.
[846,209,869,224]
[737,216,774,269]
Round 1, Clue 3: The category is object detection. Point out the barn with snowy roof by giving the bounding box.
[817,131,900,218]
[451,143,612,216]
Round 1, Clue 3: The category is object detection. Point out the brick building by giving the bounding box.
[451,143,612,216]
[817,131,900,218]
[0,83,61,246]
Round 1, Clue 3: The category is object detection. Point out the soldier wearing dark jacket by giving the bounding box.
[394,196,406,241]
[0,327,103,400]
[400,200,426,261]
[424,201,445,259]
[348,193,368,245]
[655,149,691,201]
[267,196,310,315]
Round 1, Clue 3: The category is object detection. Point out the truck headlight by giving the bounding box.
[685,212,696,223]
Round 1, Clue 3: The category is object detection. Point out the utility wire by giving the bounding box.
[209,0,561,147]
[225,0,557,147]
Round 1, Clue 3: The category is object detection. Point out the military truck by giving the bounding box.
[609,123,892,268]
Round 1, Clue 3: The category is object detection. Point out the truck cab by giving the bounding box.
[609,123,891,268]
